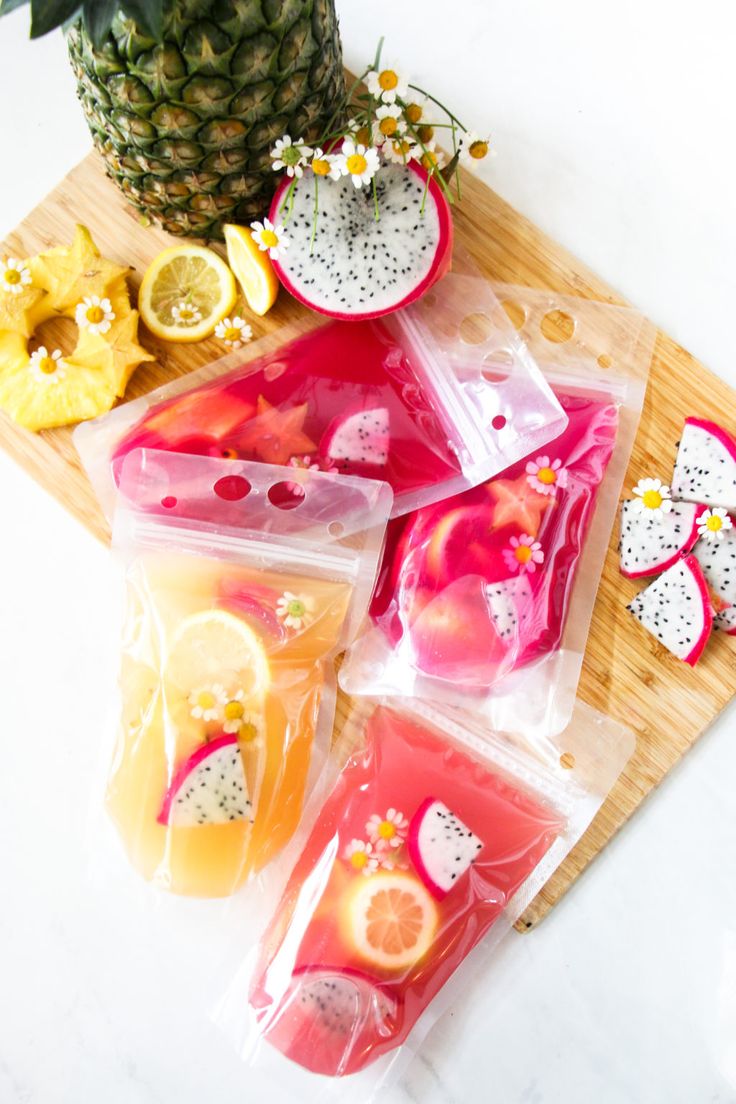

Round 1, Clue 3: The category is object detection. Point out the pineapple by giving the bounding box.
[4,1,346,240]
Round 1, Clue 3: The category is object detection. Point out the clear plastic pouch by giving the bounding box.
[74,272,566,521]
[107,448,392,897]
[214,697,634,1100]
[340,285,655,738]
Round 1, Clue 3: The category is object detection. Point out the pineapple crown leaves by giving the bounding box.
[0,0,164,46]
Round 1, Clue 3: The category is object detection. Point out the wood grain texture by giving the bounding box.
[2,150,735,930]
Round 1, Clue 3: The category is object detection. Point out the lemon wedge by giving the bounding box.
[224,223,279,317]
[138,245,237,343]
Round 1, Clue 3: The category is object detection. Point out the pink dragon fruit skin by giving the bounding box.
[627,554,713,665]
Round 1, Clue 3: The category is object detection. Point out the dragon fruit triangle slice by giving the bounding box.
[692,519,736,635]
[671,417,736,510]
[408,797,484,900]
[627,554,713,665]
[157,733,252,827]
[619,498,703,579]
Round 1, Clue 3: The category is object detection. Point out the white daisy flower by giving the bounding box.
[402,93,429,127]
[382,136,420,165]
[1,257,32,295]
[372,104,406,146]
[419,139,447,172]
[250,218,289,261]
[335,140,380,189]
[276,591,315,631]
[29,346,66,384]
[366,808,409,848]
[525,456,568,497]
[366,65,409,104]
[343,838,379,876]
[459,130,492,168]
[696,507,733,542]
[214,315,252,349]
[503,534,545,575]
[631,477,673,520]
[188,683,228,722]
[75,295,115,335]
[270,134,313,179]
[221,691,266,745]
[310,147,342,181]
[171,300,203,326]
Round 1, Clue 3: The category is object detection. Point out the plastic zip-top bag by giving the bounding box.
[340,285,655,738]
[215,697,634,1100]
[107,448,392,897]
[74,272,566,521]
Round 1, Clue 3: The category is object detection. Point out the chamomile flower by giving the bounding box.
[250,218,289,261]
[75,295,115,335]
[344,839,379,876]
[222,691,265,744]
[459,130,492,168]
[29,346,65,384]
[631,478,673,520]
[366,808,408,849]
[189,683,228,722]
[215,316,252,349]
[1,257,31,295]
[403,93,429,127]
[382,137,419,165]
[270,134,313,179]
[310,148,342,181]
[172,301,203,326]
[419,140,446,172]
[526,456,568,497]
[276,591,315,631]
[372,104,406,146]
[236,713,266,746]
[336,140,380,189]
[503,534,544,575]
[366,65,409,104]
[696,507,733,542]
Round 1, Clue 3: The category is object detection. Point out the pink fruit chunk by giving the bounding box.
[671,417,736,509]
[627,554,713,665]
[408,797,484,900]
[157,733,251,827]
[321,406,390,469]
[619,498,703,578]
[268,159,453,321]
[216,580,286,643]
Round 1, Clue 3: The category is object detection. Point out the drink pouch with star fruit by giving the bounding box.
[340,286,654,740]
[107,448,392,898]
[74,271,566,522]
[214,697,634,1101]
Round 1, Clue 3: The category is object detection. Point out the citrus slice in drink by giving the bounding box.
[138,245,237,342]
[223,223,279,316]
[343,870,438,971]
[164,609,270,699]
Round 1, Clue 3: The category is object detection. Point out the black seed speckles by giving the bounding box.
[627,557,711,662]
[619,499,701,577]
[671,419,736,509]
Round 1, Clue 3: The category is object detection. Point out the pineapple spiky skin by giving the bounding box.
[66,1,346,240]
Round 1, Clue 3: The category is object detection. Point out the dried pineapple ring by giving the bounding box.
[0,225,154,431]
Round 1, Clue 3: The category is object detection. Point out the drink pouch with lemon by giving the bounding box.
[108,449,392,897]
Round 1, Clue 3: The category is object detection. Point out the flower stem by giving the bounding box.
[373,36,384,72]
[372,174,380,221]
[408,83,468,132]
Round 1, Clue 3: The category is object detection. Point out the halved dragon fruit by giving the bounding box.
[408,797,483,900]
[269,160,453,320]
[619,498,703,578]
[627,554,713,665]
[671,417,736,509]
[692,521,736,635]
[157,733,251,827]
[321,406,390,469]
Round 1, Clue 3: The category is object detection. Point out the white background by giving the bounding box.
[1,2,736,1102]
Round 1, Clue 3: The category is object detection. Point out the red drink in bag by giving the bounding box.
[249,705,562,1076]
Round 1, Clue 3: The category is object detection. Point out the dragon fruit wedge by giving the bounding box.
[408,797,483,900]
[627,554,713,665]
[157,733,252,827]
[485,576,532,642]
[321,406,390,469]
[692,522,736,634]
[269,160,453,321]
[619,498,703,578]
[671,417,736,509]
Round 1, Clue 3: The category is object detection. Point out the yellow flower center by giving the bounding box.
[537,466,557,485]
[421,150,439,170]
[346,153,368,176]
[392,139,412,157]
[706,514,723,532]
[224,700,244,721]
[196,690,216,710]
[515,544,533,564]
[312,157,330,176]
[469,140,489,160]
[379,116,398,137]
[378,69,398,91]
[4,269,21,285]
[405,102,423,124]
[238,720,260,742]
[377,820,396,840]
[355,125,372,146]
[287,598,306,617]
[224,326,241,342]
[86,305,105,324]
[350,850,368,869]
[417,124,434,143]
[260,229,279,248]
[38,356,59,375]
[179,307,195,320]
[641,489,663,510]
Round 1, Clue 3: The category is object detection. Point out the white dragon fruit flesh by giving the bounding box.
[692,520,736,635]
[485,575,532,642]
[671,417,736,509]
[408,797,483,899]
[619,498,703,578]
[627,554,713,665]
[322,406,390,468]
[157,733,252,826]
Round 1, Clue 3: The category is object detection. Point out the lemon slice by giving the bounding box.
[343,870,438,971]
[224,223,279,317]
[138,245,237,343]
[164,609,270,699]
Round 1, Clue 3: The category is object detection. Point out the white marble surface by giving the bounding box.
[1,3,736,1101]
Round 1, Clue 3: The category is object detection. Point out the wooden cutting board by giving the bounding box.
[2,150,735,931]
